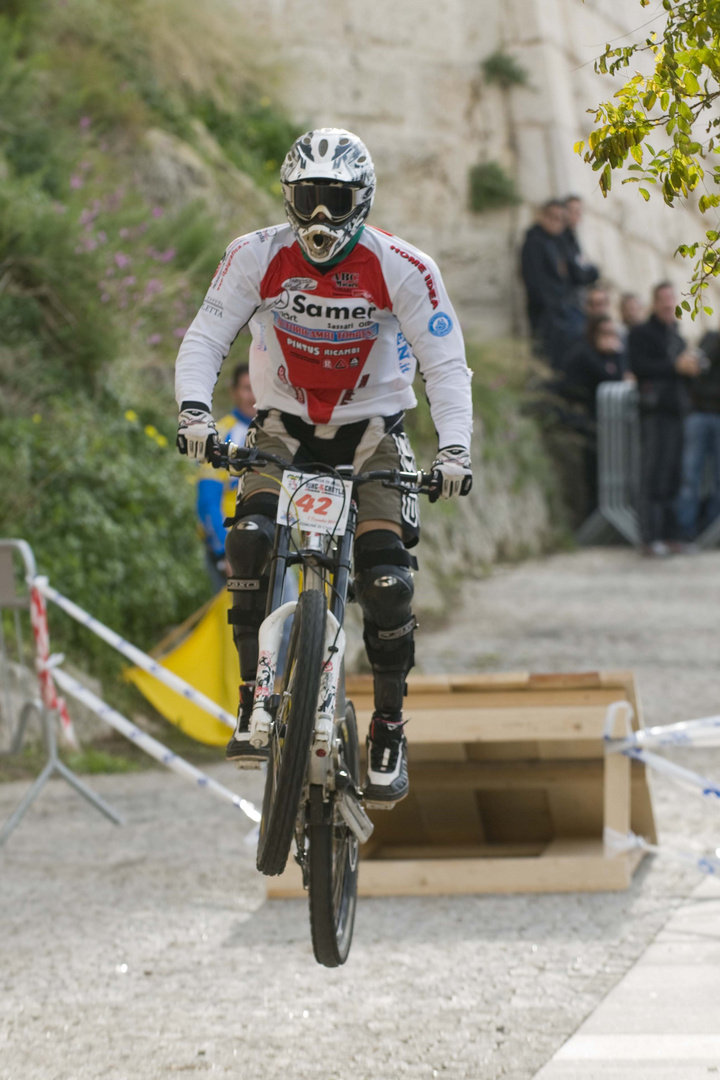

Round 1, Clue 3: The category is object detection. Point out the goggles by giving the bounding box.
[287,182,360,223]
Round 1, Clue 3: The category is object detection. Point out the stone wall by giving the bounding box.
[241,0,719,338]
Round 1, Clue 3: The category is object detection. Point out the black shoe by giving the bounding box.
[226,684,269,769]
[363,712,409,807]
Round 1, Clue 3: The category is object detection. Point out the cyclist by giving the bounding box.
[176,128,473,805]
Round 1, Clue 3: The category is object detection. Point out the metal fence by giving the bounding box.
[576,381,720,550]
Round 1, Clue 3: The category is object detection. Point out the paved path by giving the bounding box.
[2,548,720,1078]
[533,876,720,1079]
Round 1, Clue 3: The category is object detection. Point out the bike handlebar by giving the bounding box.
[209,439,440,495]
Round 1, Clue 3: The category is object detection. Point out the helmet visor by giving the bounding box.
[289,183,358,223]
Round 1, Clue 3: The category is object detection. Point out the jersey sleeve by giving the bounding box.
[174,235,265,410]
[382,244,473,451]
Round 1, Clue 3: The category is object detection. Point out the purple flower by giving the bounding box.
[118,228,130,239]
[173,326,188,339]
[52,202,67,215]
[70,175,84,190]
[158,248,176,264]
[105,267,116,277]
[100,293,111,304]
[97,231,107,244]
[79,116,92,130]
[144,278,163,298]
[147,333,163,346]
[114,252,131,269]
[151,206,164,218]
[122,275,137,287]
[79,208,98,226]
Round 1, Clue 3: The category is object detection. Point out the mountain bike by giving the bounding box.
[212,440,438,966]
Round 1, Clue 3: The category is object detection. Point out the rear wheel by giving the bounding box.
[256,589,327,877]
[308,702,360,967]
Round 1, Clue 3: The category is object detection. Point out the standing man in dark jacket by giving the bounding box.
[628,282,701,554]
[676,324,720,540]
[521,201,576,368]
[561,195,600,336]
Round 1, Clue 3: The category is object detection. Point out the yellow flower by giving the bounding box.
[32,413,42,424]
[155,434,168,447]
[259,95,271,108]
[125,410,138,423]
[144,424,158,438]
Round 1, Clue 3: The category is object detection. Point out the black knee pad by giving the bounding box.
[225,494,278,674]
[354,531,417,712]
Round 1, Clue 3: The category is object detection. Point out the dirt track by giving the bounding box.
[2,548,720,1080]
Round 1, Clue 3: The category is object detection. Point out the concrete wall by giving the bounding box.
[242,0,718,339]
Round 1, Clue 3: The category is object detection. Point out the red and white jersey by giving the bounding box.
[176,223,473,449]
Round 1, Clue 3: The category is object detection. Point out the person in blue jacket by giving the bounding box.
[196,363,256,591]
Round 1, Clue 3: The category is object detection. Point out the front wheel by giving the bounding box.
[256,589,327,877]
[308,702,360,967]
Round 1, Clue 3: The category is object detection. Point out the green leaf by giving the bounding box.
[639,187,650,201]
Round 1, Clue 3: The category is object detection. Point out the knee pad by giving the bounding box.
[354,530,417,690]
[225,493,278,659]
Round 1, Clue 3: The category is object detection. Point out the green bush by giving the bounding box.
[0,407,208,675]
[481,50,529,89]
[468,161,520,213]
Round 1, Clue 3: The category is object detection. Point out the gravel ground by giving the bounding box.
[2,547,720,1080]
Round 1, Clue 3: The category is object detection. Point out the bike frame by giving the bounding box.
[247,471,358,793]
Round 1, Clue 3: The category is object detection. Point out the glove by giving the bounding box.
[430,445,473,502]
[177,405,217,461]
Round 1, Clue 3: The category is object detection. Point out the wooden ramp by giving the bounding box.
[267,671,657,898]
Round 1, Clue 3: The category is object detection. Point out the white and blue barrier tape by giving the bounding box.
[604,700,720,875]
[35,577,236,730]
[605,827,720,877]
[53,667,260,823]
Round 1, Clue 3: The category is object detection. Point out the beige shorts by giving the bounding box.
[237,409,420,545]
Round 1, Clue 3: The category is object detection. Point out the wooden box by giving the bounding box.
[267,671,656,898]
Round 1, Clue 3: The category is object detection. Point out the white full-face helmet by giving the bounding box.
[280,128,375,264]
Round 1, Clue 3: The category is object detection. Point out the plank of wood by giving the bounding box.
[354,845,640,896]
[353,706,613,742]
[345,672,637,696]
[370,843,546,860]
[604,701,632,838]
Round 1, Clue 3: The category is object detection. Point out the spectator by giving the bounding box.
[521,200,576,368]
[563,316,626,415]
[585,284,611,323]
[620,292,645,333]
[196,362,256,591]
[675,323,720,541]
[628,282,701,555]
[561,195,600,334]
[562,316,626,512]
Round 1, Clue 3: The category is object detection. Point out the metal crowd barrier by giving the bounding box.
[0,539,259,845]
[576,381,642,546]
[577,382,720,549]
[0,539,122,843]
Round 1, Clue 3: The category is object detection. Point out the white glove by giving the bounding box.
[431,445,473,501]
[177,406,218,461]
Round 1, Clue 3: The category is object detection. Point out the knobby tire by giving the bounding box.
[308,701,360,967]
[256,589,327,877]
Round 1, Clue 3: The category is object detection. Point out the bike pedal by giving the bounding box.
[363,800,397,812]
[233,759,264,771]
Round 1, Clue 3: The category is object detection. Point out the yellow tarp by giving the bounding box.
[126,590,237,746]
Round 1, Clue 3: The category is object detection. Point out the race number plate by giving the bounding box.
[277,471,353,535]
